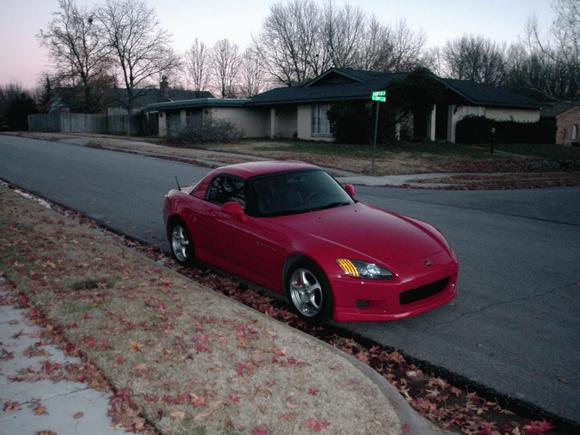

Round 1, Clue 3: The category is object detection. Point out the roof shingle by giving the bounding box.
[249,68,541,109]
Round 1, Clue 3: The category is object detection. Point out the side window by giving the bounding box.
[206,175,246,207]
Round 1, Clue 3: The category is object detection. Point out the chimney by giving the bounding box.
[160,75,169,100]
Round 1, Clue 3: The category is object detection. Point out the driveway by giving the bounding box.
[1,134,579,423]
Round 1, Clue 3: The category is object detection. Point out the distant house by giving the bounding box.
[48,86,214,114]
[144,68,541,143]
[541,102,580,145]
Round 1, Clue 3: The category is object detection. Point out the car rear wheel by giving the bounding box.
[286,261,333,323]
[170,222,194,266]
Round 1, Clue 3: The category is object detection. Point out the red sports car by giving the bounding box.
[163,161,458,323]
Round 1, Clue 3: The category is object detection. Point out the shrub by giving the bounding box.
[172,118,243,145]
[2,93,37,131]
[327,68,444,145]
[455,116,556,144]
[327,101,400,145]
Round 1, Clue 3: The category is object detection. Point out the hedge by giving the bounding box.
[456,116,556,144]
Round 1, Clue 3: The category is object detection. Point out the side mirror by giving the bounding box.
[223,201,247,222]
[344,184,356,198]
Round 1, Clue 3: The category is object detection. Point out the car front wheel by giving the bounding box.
[169,222,194,266]
[286,261,333,323]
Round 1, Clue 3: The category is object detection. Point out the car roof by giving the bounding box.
[211,160,320,178]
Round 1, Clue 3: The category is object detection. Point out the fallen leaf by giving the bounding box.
[128,340,144,352]
[1,349,14,360]
[307,418,330,432]
[73,412,84,419]
[3,400,22,412]
[32,402,48,416]
[194,400,222,420]
[285,396,300,409]
[189,393,206,407]
[170,410,186,420]
[522,420,555,434]
[227,394,241,404]
[251,425,270,435]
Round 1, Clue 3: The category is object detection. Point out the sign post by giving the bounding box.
[370,90,387,173]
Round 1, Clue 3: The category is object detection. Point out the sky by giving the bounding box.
[0,0,556,89]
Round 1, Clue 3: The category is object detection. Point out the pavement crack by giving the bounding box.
[19,386,91,406]
[423,280,578,332]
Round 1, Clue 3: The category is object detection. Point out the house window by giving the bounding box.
[312,104,331,136]
[572,124,578,140]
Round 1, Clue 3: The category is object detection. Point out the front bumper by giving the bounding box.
[331,254,458,322]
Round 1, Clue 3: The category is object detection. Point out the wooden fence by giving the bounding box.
[27,112,149,136]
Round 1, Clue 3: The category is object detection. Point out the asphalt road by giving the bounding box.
[1,135,579,423]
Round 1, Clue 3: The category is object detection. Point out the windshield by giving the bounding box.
[250,169,354,217]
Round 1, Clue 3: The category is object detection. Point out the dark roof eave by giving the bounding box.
[247,95,368,106]
[303,68,363,87]
[437,76,541,110]
[144,98,250,112]
[458,101,541,110]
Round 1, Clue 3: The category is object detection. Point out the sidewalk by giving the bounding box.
[0,286,128,435]
[0,185,447,434]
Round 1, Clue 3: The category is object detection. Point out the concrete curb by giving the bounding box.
[134,247,452,435]
[294,330,455,435]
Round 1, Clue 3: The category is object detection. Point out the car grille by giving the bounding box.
[399,277,450,305]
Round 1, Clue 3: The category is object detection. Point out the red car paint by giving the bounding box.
[164,161,458,322]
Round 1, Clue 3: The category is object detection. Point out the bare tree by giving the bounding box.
[239,48,267,97]
[254,1,427,84]
[96,0,180,132]
[38,0,110,112]
[522,0,579,100]
[384,20,427,72]
[353,18,426,73]
[34,73,56,113]
[184,38,211,92]
[356,16,392,71]
[441,35,507,85]
[322,2,366,68]
[254,0,329,85]
[212,39,241,98]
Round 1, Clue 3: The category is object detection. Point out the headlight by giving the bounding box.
[337,258,394,280]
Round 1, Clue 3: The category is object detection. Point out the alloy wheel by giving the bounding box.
[289,267,323,317]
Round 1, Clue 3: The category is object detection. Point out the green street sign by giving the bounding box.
[371,90,387,102]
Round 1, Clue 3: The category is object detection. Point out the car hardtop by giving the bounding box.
[208,160,319,179]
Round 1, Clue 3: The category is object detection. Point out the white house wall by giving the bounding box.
[274,107,298,138]
[209,108,268,138]
[158,112,167,137]
[297,105,334,142]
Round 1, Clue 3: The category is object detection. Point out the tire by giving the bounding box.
[285,260,333,323]
[169,221,195,266]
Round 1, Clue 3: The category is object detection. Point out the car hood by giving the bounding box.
[275,203,444,264]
